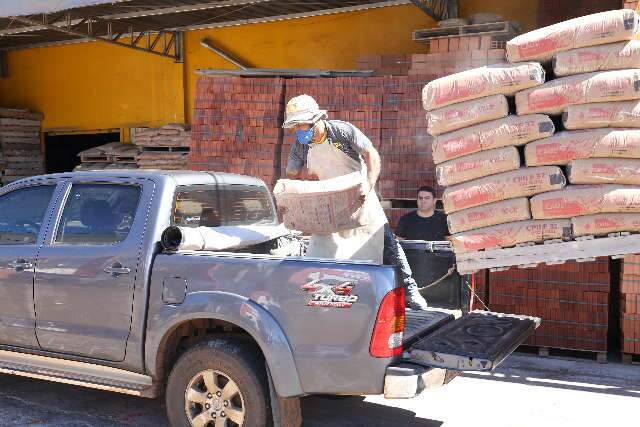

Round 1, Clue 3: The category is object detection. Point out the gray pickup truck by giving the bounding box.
[0,170,539,426]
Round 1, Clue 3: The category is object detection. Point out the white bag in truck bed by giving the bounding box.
[273,172,367,234]
[553,40,640,76]
[506,9,639,63]
[426,94,509,136]
[563,100,640,129]
[432,114,555,164]
[422,62,545,111]
[442,166,566,214]
[516,69,640,116]
[524,128,640,166]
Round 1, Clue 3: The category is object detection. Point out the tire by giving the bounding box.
[165,337,271,427]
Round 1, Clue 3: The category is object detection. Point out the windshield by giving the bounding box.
[173,184,277,228]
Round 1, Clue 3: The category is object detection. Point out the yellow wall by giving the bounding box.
[0,1,538,131]
[0,40,185,131]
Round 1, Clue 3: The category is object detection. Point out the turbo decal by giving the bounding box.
[300,272,360,308]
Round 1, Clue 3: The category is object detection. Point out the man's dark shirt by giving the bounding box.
[395,210,449,241]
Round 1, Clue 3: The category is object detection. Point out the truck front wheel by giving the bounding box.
[165,337,270,427]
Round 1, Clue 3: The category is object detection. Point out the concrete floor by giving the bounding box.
[0,354,638,426]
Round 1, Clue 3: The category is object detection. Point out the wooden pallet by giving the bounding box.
[456,233,640,275]
[413,21,521,42]
[622,353,640,364]
[519,345,607,364]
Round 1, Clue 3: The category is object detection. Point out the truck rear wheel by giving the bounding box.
[165,337,271,427]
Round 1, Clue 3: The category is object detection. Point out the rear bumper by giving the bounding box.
[383,362,457,399]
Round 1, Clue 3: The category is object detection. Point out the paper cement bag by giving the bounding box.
[447,197,531,234]
[554,41,640,76]
[568,158,640,185]
[530,185,640,219]
[436,146,521,186]
[572,213,640,236]
[507,9,639,63]
[524,129,640,166]
[426,94,509,136]
[273,172,367,233]
[449,219,572,253]
[433,114,555,164]
[563,101,640,129]
[422,62,545,111]
[515,69,640,116]
[442,166,566,213]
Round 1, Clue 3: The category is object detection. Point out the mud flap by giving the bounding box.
[407,311,540,371]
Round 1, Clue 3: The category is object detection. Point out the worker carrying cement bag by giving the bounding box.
[446,197,531,234]
[426,94,509,136]
[507,9,639,63]
[563,101,640,130]
[280,94,428,310]
[516,69,640,116]
[572,213,640,236]
[553,40,640,76]
[422,62,545,110]
[525,128,640,166]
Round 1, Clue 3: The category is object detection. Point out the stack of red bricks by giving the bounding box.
[620,254,640,358]
[356,54,411,76]
[410,36,507,76]
[623,1,638,10]
[489,259,610,353]
[471,270,489,310]
[188,76,285,188]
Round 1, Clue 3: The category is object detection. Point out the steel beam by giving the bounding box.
[8,15,181,60]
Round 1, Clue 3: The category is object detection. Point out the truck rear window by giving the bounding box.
[173,184,276,227]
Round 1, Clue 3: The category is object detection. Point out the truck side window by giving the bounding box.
[55,184,141,245]
[173,184,276,227]
[0,185,55,245]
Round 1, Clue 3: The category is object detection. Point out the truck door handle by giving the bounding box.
[104,262,131,277]
[9,259,33,271]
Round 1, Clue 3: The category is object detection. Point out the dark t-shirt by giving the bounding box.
[395,210,449,241]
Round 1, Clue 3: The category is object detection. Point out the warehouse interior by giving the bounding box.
[1,0,640,364]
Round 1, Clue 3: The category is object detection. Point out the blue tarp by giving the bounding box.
[0,1,128,18]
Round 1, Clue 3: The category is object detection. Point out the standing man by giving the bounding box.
[283,94,428,310]
[396,186,449,241]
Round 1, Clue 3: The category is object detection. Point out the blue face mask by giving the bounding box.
[295,126,315,145]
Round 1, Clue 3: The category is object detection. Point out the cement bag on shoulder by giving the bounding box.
[447,197,531,234]
[161,224,290,252]
[436,146,521,186]
[568,158,640,185]
[563,101,640,129]
[572,213,640,236]
[516,69,640,116]
[426,94,509,136]
[525,129,640,166]
[506,9,639,63]
[433,114,555,164]
[273,172,367,234]
[554,41,640,76]
[422,62,545,111]
[442,166,566,213]
[530,185,640,218]
[449,219,572,253]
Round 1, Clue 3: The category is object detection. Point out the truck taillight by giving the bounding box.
[369,287,405,358]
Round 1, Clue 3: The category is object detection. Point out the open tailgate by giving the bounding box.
[406,310,540,371]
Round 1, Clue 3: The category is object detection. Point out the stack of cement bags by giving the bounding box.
[423,62,565,253]
[133,124,191,170]
[510,9,640,240]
